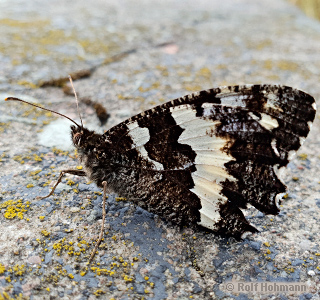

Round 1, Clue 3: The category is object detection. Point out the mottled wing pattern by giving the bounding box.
[103,85,316,238]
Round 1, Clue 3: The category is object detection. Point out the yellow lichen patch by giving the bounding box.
[0,199,31,220]
[52,147,69,156]
[41,230,50,237]
[66,179,75,186]
[35,232,140,291]
[42,180,52,187]
[93,267,113,276]
[7,264,26,276]
[263,59,273,70]
[17,80,38,89]
[184,84,203,92]
[0,263,5,274]
[0,152,8,162]
[76,165,83,170]
[13,155,28,164]
[262,60,299,72]
[123,275,133,282]
[155,64,169,76]
[93,290,105,296]
[52,237,90,257]
[14,102,53,121]
[254,39,273,50]
[0,18,49,28]
[138,81,160,93]
[115,197,126,202]
[277,60,299,72]
[29,170,41,176]
[0,122,10,134]
[33,154,42,162]
[264,242,270,247]
[26,184,34,188]
[57,268,68,277]
[297,153,308,160]
[12,150,45,166]
[196,67,212,79]
[0,291,21,300]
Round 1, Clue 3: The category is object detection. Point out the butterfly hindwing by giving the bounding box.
[102,84,316,238]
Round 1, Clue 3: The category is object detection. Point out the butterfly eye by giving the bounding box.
[73,132,82,146]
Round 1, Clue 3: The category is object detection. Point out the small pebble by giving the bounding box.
[28,256,41,264]
[70,207,80,213]
[307,270,315,276]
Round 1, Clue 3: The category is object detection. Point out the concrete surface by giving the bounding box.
[0,0,320,299]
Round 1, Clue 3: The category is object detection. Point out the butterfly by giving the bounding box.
[6,84,316,261]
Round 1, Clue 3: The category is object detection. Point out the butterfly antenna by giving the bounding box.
[68,75,84,128]
[5,97,81,127]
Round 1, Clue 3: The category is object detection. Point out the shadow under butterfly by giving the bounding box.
[5,83,317,261]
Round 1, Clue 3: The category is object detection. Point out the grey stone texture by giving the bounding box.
[0,0,320,299]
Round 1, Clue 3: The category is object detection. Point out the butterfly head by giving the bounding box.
[71,125,100,153]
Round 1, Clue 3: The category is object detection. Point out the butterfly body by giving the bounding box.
[70,84,316,239]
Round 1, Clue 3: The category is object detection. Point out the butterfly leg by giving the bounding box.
[88,180,107,263]
[37,169,86,200]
